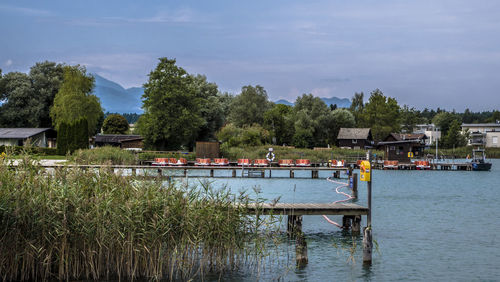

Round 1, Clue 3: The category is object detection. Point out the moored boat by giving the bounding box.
[415,160,431,170]
[278,159,294,167]
[295,159,311,167]
[237,159,252,166]
[195,158,211,166]
[213,158,229,166]
[254,159,269,167]
[470,148,492,171]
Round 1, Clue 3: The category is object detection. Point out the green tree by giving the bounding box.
[263,104,294,145]
[349,92,364,127]
[328,108,355,145]
[400,105,425,133]
[432,112,459,135]
[50,65,103,136]
[442,119,467,148]
[292,94,330,147]
[0,62,64,128]
[360,89,400,141]
[137,58,203,150]
[189,74,226,141]
[103,114,129,134]
[228,85,271,127]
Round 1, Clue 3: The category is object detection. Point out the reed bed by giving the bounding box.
[71,146,138,165]
[0,156,275,280]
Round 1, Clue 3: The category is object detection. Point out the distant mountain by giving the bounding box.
[91,74,143,114]
[275,97,351,108]
[320,97,351,108]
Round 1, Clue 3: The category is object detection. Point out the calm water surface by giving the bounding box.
[179,159,500,281]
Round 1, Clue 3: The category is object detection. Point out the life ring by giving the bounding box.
[266,152,275,162]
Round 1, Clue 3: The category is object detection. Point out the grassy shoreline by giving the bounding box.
[0,156,276,280]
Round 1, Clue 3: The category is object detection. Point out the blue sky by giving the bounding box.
[1,0,500,111]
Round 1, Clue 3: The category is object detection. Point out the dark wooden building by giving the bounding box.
[195,141,220,159]
[337,128,373,149]
[377,133,427,162]
[94,134,144,150]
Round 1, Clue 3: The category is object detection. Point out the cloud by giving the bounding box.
[0,4,52,16]
[66,53,156,88]
[67,8,199,27]
[4,59,12,67]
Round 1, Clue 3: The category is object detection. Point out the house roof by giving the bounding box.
[0,128,54,139]
[94,134,143,143]
[387,133,427,141]
[462,123,500,127]
[337,128,372,140]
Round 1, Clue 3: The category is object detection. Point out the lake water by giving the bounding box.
[176,159,500,281]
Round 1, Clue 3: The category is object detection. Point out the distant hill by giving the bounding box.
[275,97,351,108]
[91,74,144,114]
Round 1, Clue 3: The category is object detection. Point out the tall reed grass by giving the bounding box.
[72,146,137,165]
[0,156,275,280]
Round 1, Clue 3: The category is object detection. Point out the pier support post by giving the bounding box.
[261,170,265,178]
[287,215,308,266]
[184,169,187,177]
[352,215,361,234]
[363,227,373,264]
[312,170,318,178]
[342,216,351,230]
[296,232,308,267]
[334,170,340,178]
[131,168,136,177]
[352,173,358,199]
[157,168,162,179]
[232,169,236,178]
[290,170,294,178]
[210,169,214,177]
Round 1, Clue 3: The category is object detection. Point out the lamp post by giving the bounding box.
[435,126,439,162]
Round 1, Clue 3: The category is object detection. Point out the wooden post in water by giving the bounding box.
[290,170,294,178]
[232,169,236,178]
[131,168,136,176]
[157,168,162,179]
[287,215,307,266]
[184,169,187,177]
[363,150,373,265]
[352,173,358,199]
[352,215,361,234]
[311,170,318,178]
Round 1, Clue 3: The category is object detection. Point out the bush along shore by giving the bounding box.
[0,156,278,280]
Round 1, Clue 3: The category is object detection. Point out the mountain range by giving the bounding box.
[91,74,144,114]
[275,97,351,108]
[91,74,351,113]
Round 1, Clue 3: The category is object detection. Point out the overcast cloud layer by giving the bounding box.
[1,0,500,111]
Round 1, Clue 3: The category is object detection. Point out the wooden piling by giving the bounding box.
[352,215,361,234]
[210,169,214,177]
[131,168,136,176]
[312,170,318,178]
[290,170,294,178]
[157,168,162,178]
[232,169,236,177]
[184,169,187,177]
[352,173,358,199]
[363,227,373,264]
[342,216,351,230]
[296,232,308,266]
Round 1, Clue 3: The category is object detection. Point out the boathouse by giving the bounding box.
[337,128,373,149]
[0,128,56,147]
[377,133,427,162]
[93,134,144,150]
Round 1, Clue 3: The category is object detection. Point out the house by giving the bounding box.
[93,134,144,150]
[461,123,500,148]
[0,128,56,147]
[337,128,373,149]
[412,124,441,146]
[377,133,427,162]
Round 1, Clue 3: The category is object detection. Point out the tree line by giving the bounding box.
[1,59,499,151]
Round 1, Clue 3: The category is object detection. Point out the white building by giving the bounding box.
[461,123,500,148]
[413,124,441,146]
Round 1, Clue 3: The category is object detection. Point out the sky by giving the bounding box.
[1,0,500,111]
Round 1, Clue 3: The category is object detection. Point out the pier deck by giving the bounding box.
[244,202,368,216]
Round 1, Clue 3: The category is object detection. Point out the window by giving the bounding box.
[493,136,498,144]
[352,139,357,144]
[390,146,395,151]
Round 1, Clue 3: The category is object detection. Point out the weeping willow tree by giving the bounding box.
[50,65,103,136]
